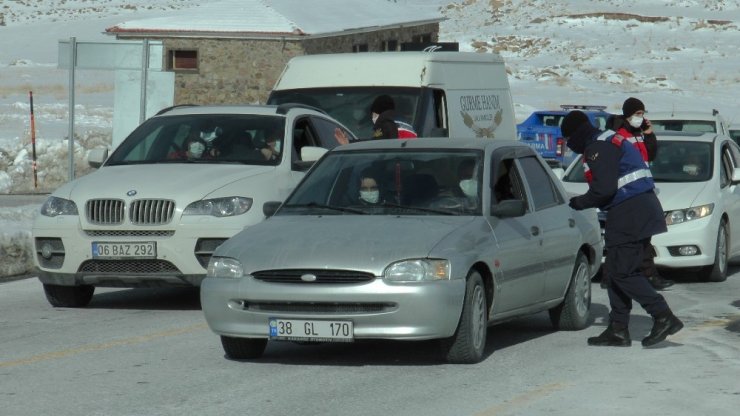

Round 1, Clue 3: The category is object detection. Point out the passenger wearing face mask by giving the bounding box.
[168,134,209,160]
[357,175,383,205]
[455,159,479,203]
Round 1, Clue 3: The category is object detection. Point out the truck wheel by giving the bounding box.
[43,284,94,308]
[221,336,267,360]
[549,252,591,330]
[442,270,487,364]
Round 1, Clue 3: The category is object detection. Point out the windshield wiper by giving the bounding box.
[379,201,456,215]
[283,202,367,214]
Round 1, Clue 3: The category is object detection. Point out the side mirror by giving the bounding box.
[301,146,328,162]
[491,199,526,218]
[88,148,109,168]
[263,201,282,218]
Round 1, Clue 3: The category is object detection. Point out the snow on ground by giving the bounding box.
[0,0,738,278]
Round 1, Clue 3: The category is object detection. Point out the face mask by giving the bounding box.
[459,179,478,198]
[188,141,205,158]
[371,113,379,124]
[360,190,380,204]
[628,115,644,129]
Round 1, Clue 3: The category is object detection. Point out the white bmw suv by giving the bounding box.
[32,104,356,307]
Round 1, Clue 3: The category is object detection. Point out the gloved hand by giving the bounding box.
[569,197,583,210]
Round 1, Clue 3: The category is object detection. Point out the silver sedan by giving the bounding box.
[201,138,603,363]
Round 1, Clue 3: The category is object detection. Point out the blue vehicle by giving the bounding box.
[517,105,612,168]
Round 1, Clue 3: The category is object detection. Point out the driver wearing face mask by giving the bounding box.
[358,175,383,205]
[456,159,479,200]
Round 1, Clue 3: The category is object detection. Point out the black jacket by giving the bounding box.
[568,123,667,247]
[372,110,399,139]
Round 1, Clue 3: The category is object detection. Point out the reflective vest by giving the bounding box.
[584,130,654,209]
[615,127,648,161]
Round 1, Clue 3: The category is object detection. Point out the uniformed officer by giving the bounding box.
[561,110,683,347]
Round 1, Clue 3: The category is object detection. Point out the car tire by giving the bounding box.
[42,284,94,308]
[441,270,487,364]
[702,220,729,282]
[549,252,591,330]
[220,336,267,360]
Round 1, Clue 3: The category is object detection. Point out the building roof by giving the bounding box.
[105,0,444,39]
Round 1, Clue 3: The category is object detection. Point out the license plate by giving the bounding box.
[92,241,157,259]
[269,318,353,342]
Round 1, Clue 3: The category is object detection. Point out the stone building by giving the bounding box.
[105,0,444,105]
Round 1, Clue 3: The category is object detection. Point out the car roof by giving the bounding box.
[152,104,326,117]
[654,131,723,143]
[334,137,530,153]
[648,110,723,122]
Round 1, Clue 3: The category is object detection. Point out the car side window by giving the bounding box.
[517,156,562,210]
[491,158,529,211]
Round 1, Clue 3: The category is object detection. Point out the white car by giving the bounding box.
[649,109,730,137]
[32,104,356,307]
[561,131,740,282]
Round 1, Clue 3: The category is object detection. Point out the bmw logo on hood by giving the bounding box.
[127,190,137,197]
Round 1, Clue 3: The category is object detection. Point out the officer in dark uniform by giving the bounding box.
[561,110,683,347]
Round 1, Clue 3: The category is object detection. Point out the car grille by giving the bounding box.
[242,301,396,314]
[85,230,175,237]
[251,269,375,284]
[86,199,125,225]
[78,259,180,274]
[85,199,176,225]
[130,199,175,225]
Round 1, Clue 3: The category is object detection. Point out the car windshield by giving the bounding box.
[279,149,484,216]
[562,140,712,183]
[651,119,716,133]
[105,114,286,166]
[650,140,712,182]
[268,87,421,140]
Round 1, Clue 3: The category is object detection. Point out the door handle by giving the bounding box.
[531,226,540,236]
[568,218,576,227]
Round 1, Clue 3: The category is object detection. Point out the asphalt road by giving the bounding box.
[1,271,739,416]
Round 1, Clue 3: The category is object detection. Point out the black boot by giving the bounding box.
[647,274,674,290]
[642,311,684,347]
[587,323,631,347]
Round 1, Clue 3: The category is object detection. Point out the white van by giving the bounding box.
[267,52,516,140]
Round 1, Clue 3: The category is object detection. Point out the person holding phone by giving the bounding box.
[603,98,674,291]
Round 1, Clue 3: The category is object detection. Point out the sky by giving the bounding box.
[0,0,738,277]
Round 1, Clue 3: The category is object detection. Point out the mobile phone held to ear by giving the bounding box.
[640,119,649,130]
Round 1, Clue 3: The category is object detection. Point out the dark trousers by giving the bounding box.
[602,237,659,283]
[605,238,669,326]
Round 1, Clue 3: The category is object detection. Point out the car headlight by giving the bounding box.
[384,259,450,282]
[40,196,78,217]
[665,203,714,225]
[207,257,244,279]
[183,196,252,217]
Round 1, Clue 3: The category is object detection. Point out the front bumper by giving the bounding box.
[201,276,466,341]
[32,215,243,288]
[651,216,716,268]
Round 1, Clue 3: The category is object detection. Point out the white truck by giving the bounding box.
[267,52,516,141]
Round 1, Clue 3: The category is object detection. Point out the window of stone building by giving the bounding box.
[352,43,368,53]
[383,40,398,51]
[167,49,198,71]
[413,34,433,43]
